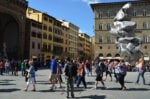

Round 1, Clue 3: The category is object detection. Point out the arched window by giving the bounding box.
[106,53,112,57]
[115,54,120,57]
[99,53,103,57]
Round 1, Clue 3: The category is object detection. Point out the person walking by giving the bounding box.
[49,56,57,91]
[57,59,63,88]
[21,60,26,76]
[64,57,77,98]
[118,60,127,90]
[24,60,36,91]
[0,60,4,75]
[104,60,112,81]
[76,60,87,88]
[5,59,10,75]
[135,57,146,85]
[95,59,106,89]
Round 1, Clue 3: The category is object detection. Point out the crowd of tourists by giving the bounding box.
[0,56,149,98]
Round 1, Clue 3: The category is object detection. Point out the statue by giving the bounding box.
[109,3,143,64]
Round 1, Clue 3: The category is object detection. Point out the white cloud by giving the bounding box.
[79,29,84,33]
[82,0,100,4]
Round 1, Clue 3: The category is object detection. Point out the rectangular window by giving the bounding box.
[31,32,36,37]
[37,33,42,38]
[107,11,110,18]
[38,43,40,49]
[43,33,47,39]
[43,25,47,30]
[143,9,146,16]
[99,12,102,19]
[44,16,48,21]
[99,24,102,30]
[32,42,35,49]
[107,36,111,43]
[133,11,136,16]
[143,36,148,43]
[143,22,148,29]
[107,23,111,30]
[99,36,102,43]
[49,26,52,32]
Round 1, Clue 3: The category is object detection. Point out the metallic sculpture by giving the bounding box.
[109,3,143,63]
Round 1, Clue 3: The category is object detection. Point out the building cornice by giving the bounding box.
[90,0,150,11]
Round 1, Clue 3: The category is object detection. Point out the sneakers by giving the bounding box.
[67,95,74,98]
[94,85,97,89]
[24,88,27,91]
[50,85,56,91]
[31,89,36,92]
[121,86,126,90]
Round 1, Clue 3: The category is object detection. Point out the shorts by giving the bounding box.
[49,74,57,81]
[95,74,102,81]
[27,77,36,85]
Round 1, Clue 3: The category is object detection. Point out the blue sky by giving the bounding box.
[27,0,136,37]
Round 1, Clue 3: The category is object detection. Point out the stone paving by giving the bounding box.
[0,70,150,99]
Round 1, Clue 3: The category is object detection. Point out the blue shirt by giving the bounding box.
[29,66,35,78]
[50,59,57,74]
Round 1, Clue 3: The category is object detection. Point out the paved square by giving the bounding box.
[0,70,150,99]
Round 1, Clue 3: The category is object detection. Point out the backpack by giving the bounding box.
[99,62,106,72]
[95,63,103,75]
[65,62,77,77]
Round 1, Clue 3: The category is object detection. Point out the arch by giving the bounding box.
[106,53,112,57]
[115,53,120,57]
[0,13,19,59]
[99,53,103,57]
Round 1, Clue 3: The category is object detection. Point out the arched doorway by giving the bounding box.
[0,13,19,59]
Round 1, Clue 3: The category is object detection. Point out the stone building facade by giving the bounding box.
[91,1,150,61]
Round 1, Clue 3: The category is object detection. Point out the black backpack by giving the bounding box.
[100,62,106,72]
[95,62,106,74]
[65,62,77,77]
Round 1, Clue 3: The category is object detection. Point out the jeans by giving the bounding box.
[21,69,26,76]
[136,70,145,84]
[5,66,10,75]
[77,76,87,88]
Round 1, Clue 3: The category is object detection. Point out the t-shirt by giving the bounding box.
[50,59,57,74]
[29,66,35,78]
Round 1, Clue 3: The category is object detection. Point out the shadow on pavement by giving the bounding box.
[125,81,134,83]
[0,88,20,92]
[35,80,51,85]
[126,88,150,91]
[1,79,15,82]
[86,81,95,85]
[0,80,16,85]
[106,87,150,91]
[0,83,16,85]
[75,95,106,99]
